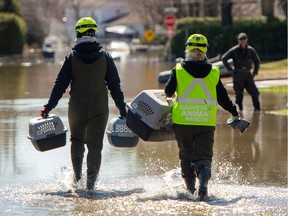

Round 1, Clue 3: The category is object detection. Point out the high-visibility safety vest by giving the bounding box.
[172,63,220,126]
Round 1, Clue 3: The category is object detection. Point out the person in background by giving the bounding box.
[40,17,127,191]
[221,32,261,112]
[165,34,239,201]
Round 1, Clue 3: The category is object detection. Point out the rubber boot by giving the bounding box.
[183,164,197,194]
[184,176,196,194]
[86,170,98,191]
[195,163,211,202]
[236,102,243,111]
[252,97,261,111]
[72,157,83,188]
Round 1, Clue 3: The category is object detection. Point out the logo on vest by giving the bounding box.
[180,105,211,122]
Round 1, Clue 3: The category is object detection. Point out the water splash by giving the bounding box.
[0,165,287,215]
[213,160,248,184]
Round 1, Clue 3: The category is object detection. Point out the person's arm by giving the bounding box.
[164,67,177,97]
[105,52,126,116]
[250,47,260,76]
[45,56,72,112]
[221,49,234,71]
[216,79,239,116]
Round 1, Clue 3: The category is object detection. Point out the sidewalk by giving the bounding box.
[225,78,287,89]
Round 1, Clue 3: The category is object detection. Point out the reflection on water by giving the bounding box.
[0,52,287,215]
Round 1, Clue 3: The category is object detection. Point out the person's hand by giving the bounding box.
[40,106,49,118]
[227,116,250,133]
[227,116,241,131]
[119,108,127,119]
[166,97,174,106]
[226,116,240,125]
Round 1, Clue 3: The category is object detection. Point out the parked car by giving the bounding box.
[42,43,55,59]
[106,40,130,51]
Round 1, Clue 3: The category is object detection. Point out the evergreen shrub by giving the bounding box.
[171,17,287,60]
[0,13,27,54]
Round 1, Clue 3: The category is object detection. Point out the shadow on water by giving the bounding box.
[136,191,245,206]
[46,188,144,200]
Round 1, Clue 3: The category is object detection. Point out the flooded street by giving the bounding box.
[0,51,287,215]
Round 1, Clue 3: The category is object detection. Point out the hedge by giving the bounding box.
[0,0,22,17]
[0,13,27,54]
[170,17,287,61]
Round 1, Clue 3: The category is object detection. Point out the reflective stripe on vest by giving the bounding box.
[176,78,218,105]
[172,63,220,126]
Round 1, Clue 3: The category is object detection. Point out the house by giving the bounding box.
[103,11,145,39]
[64,0,145,42]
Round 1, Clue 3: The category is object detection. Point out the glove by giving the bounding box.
[226,116,240,125]
[227,116,250,134]
[40,106,49,119]
[227,116,241,131]
[119,108,127,119]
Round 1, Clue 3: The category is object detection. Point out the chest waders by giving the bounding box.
[69,54,109,190]
[173,63,219,201]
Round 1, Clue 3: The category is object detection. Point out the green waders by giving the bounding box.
[174,124,214,200]
[69,54,108,190]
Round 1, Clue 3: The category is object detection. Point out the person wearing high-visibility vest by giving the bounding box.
[165,34,240,201]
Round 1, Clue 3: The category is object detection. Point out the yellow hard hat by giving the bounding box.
[75,17,98,33]
[185,34,209,53]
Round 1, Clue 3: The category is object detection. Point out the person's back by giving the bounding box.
[165,34,239,201]
[40,17,127,191]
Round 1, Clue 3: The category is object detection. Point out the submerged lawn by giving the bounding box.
[260,85,288,94]
[261,85,288,116]
[261,59,287,71]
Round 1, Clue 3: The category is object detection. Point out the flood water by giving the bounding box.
[0,50,287,215]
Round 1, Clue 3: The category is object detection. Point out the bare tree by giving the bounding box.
[127,0,220,28]
[262,0,275,21]
[66,0,81,21]
[279,0,287,18]
[221,0,233,26]
[126,0,173,28]
[19,0,67,45]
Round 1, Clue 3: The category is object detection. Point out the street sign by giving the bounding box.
[164,7,178,14]
[164,15,176,27]
[144,29,156,42]
[166,26,175,38]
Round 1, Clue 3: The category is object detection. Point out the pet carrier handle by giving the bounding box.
[37,115,53,121]
[166,97,174,106]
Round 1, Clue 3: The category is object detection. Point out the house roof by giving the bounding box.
[103,11,147,26]
[79,0,129,7]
